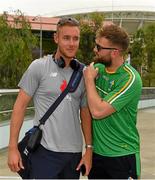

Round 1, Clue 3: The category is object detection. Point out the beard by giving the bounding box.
[93,55,112,67]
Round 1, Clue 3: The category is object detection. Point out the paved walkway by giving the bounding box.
[0,107,155,179]
[137,108,155,179]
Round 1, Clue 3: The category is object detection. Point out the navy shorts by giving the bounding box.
[29,144,82,179]
[88,153,139,179]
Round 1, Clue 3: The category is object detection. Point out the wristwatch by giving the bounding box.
[85,144,93,149]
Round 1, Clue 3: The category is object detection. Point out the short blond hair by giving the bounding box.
[56,17,80,32]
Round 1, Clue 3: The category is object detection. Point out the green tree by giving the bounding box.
[130,29,145,74]
[0,11,37,88]
[143,24,155,86]
[75,12,104,65]
[130,23,155,86]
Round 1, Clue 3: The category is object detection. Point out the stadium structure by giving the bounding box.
[50,0,155,35]
[3,0,155,59]
[4,0,155,36]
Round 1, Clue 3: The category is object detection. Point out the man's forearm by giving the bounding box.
[85,79,103,116]
[9,89,31,149]
[80,107,92,146]
[85,79,115,119]
[9,106,26,149]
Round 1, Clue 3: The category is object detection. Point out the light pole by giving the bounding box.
[111,0,114,22]
[32,15,42,58]
[39,16,42,58]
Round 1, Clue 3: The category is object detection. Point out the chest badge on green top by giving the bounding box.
[108,80,115,91]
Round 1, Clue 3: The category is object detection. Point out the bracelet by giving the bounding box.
[85,144,93,149]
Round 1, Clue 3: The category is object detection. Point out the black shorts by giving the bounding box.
[88,153,140,179]
[29,145,82,179]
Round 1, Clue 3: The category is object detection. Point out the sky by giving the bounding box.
[0,0,155,17]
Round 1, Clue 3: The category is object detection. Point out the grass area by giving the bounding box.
[0,94,34,123]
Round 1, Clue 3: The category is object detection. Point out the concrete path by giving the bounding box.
[0,107,155,179]
[137,108,155,179]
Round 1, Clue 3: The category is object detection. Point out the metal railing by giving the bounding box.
[0,89,34,123]
[0,88,155,123]
[141,87,155,100]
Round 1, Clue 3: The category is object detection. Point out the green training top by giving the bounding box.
[93,63,142,157]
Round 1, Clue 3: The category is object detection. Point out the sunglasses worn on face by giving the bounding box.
[95,43,118,52]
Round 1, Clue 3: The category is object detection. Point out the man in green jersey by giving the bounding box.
[83,23,142,179]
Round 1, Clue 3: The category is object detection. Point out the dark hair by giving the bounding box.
[96,24,129,52]
[57,17,79,31]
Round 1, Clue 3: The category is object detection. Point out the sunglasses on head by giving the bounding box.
[95,43,118,52]
[57,17,79,26]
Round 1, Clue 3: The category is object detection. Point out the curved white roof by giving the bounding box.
[0,0,155,17]
[50,0,155,17]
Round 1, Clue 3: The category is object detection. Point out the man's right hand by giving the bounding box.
[8,147,24,172]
